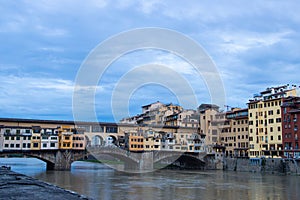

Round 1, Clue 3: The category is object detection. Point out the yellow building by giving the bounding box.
[58,126,74,149]
[31,126,41,150]
[128,130,144,152]
[225,108,249,157]
[72,128,86,150]
[248,85,298,158]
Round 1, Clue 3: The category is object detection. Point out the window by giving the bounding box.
[43,143,47,148]
[269,119,274,124]
[270,136,273,141]
[278,135,281,140]
[270,127,273,132]
[278,127,281,132]
[10,144,14,148]
[92,125,103,132]
[268,110,273,115]
[106,126,118,133]
[16,136,20,140]
[276,118,281,123]
[23,143,26,148]
[4,144,9,148]
[16,144,20,148]
[50,143,56,147]
[78,125,90,132]
[33,143,39,148]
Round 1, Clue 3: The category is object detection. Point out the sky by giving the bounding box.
[0,0,300,122]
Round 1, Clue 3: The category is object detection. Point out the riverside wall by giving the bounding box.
[203,154,300,174]
[222,157,300,174]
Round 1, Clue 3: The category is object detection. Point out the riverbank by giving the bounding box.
[0,167,92,200]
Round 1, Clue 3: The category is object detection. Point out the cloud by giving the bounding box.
[1,0,300,121]
[35,25,68,37]
[218,30,293,54]
[0,74,74,119]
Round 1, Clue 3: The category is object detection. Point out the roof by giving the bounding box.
[0,118,118,126]
[141,101,163,108]
[198,104,219,111]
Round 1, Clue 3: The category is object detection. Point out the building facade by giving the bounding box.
[226,108,249,157]
[248,85,298,158]
[281,96,300,158]
[198,104,220,149]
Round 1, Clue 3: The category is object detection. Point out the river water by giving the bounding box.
[0,158,299,200]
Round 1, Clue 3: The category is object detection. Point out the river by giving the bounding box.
[0,158,299,200]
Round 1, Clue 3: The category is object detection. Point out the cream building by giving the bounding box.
[198,104,220,149]
[248,85,299,158]
[225,108,249,157]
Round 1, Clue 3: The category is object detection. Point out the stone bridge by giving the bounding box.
[1,146,207,171]
[0,150,87,170]
[87,146,207,171]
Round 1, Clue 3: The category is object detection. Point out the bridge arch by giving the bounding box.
[91,135,104,146]
[154,152,206,169]
[107,135,118,146]
[24,154,56,170]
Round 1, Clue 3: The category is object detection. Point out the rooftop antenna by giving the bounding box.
[224,105,231,112]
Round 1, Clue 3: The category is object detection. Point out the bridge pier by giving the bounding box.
[139,151,153,171]
[28,150,85,171]
[50,150,73,170]
[123,151,154,172]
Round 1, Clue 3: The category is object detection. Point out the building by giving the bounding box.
[72,128,86,150]
[177,110,199,128]
[41,128,59,150]
[0,126,32,151]
[226,108,249,157]
[211,112,231,154]
[120,101,183,126]
[281,96,300,158]
[58,126,74,149]
[198,104,220,149]
[248,84,299,158]
[127,129,144,152]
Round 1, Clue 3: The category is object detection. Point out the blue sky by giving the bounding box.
[0,0,299,122]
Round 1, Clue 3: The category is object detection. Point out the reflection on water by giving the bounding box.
[1,158,300,200]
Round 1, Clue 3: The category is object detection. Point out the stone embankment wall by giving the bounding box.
[222,157,300,174]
